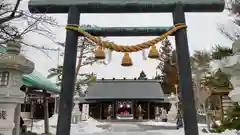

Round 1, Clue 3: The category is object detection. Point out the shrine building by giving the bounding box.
[80,78,170,120]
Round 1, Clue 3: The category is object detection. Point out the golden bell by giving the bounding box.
[121,53,133,66]
[95,46,105,60]
[148,45,159,59]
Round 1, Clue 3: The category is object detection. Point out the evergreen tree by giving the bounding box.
[157,38,177,94]
[157,38,172,70]
[138,71,147,80]
[211,45,233,60]
[213,103,240,132]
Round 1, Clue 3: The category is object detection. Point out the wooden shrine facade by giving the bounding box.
[81,79,169,120]
[80,100,170,120]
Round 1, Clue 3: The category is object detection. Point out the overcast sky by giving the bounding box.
[17,0,234,80]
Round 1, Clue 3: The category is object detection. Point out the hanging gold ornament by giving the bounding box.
[95,46,105,60]
[148,45,159,59]
[121,52,133,66]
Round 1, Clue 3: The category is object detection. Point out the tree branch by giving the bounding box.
[0,0,22,24]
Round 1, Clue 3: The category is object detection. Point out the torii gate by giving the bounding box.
[28,0,224,135]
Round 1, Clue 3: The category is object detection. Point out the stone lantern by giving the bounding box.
[0,41,34,135]
[71,94,81,124]
[220,39,240,103]
[167,92,179,122]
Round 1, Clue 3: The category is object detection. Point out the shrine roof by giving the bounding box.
[85,79,164,100]
[0,45,60,93]
[0,45,5,53]
[22,70,60,93]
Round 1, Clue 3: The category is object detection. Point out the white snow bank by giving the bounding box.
[30,125,56,134]
[140,121,176,126]
[70,121,104,134]
[146,128,238,135]
[219,130,239,135]
[142,121,239,135]
[141,120,208,127]
[33,114,58,126]
[30,114,104,134]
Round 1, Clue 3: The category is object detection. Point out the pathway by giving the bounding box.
[90,122,167,135]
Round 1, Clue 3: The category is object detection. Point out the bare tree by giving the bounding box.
[48,25,107,94]
[58,25,107,84]
[190,50,213,130]
[198,85,212,130]
[47,36,99,84]
[0,0,59,52]
[191,50,212,106]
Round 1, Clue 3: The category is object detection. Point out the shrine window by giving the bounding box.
[0,71,10,88]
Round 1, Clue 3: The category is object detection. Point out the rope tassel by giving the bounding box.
[107,49,112,62]
[142,49,147,60]
[121,53,133,66]
[148,45,159,59]
[95,46,105,60]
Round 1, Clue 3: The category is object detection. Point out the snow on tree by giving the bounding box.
[213,103,240,132]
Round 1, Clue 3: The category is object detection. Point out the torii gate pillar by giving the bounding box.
[56,6,80,135]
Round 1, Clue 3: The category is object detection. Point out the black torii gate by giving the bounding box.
[28,1,224,135]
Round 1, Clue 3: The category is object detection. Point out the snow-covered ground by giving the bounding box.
[28,115,239,135]
[29,114,105,134]
[139,120,209,128]
[146,128,238,135]
[140,121,177,126]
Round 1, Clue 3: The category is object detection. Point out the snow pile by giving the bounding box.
[33,114,58,127]
[141,121,239,135]
[30,126,57,134]
[219,130,239,135]
[70,121,104,134]
[141,120,209,127]
[88,117,101,125]
[140,121,176,126]
[30,114,104,134]
[146,128,238,135]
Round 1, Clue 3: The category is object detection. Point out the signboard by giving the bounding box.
[81,104,89,121]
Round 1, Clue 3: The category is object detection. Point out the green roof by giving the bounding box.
[0,45,6,53]
[0,45,60,93]
[22,70,60,93]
